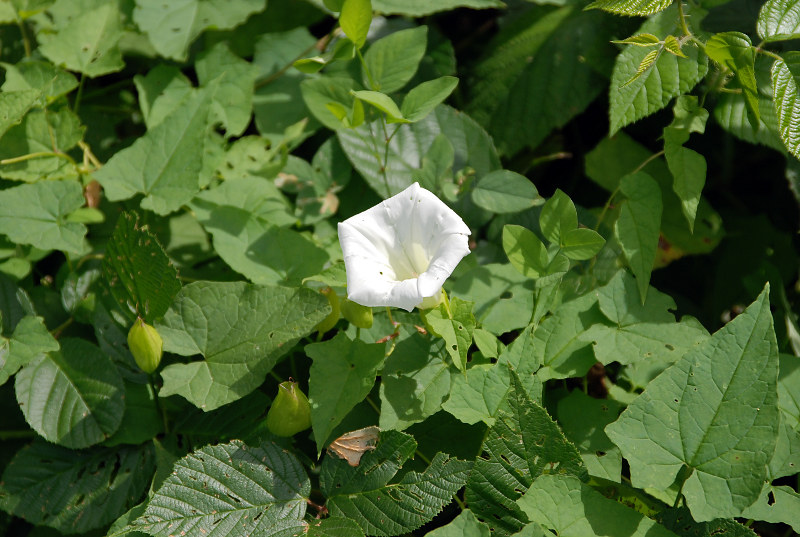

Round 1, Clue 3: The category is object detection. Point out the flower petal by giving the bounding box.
[338,182,471,311]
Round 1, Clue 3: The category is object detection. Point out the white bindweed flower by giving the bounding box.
[338,182,471,312]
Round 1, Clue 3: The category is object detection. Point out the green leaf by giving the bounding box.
[560,228,605,260]
[467,9,614,155]
[606,286,780,521]
[539,189,577,245]
[742,485,800,533]
[102,212,180,323]
[609,5,708,135]
[38,3,124,77]
[190,173,294,226]
[0,440,154,534]
[450,263,535,336]
[157,282,329,411]
[337,104,500,197]
[706,32,759,124]
[0,315,58,386]
[614,172,663,303]
[1,61,77,104]
[585,0,673,15]
[518,474,679,537]
[471,170,541,214]
[557,391,624,482]
[0,107,83,181]
[364,26,427,92]
[581,270,709,369]
[771,52,800,158]
[351,89,408,123]
[134,440,310,536]
[133,65,193,129]
[321,430,471,537]
[758,0,800,42]
[465,372,586,536]
[663,129,706,232]
[306,333,384,453]
[371,0,502,15]
[620,49,660,88]
[400,76,459,123]
[301,77,358,132]
[198,207,329,286]
[663,35,686,57]
[133,0,267,61]
[424,510,491,537]
[308,518,367,537]
[379,335,452,430]
[658,506,758,537]
[612,33,661,46]
[423,296,476,372]
[15,338,124,448]
[0,180,87,254]
[502,224,548,279]
[195,42,256,137]
[0,89,39,139]
[442,362,510,426]
[94,88,211,215]
[340,0,372,48]
[104,381,162,446]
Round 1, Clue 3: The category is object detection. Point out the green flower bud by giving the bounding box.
[314,287,341,335]
[341,298,373,328]
[127,318,163,374]
[266,381,312,437]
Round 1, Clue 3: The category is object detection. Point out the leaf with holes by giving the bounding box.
[321,430,471,537]
[606,285,780,521]
[465,372,586,536]
[0,440,154,534]
[15,338,124,448]
[103,212,180,323]
[157,281,329,411]
[0,89,39,139]
[134,440,310,536]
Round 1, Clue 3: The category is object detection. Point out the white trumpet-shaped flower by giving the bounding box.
[338,182,471,312]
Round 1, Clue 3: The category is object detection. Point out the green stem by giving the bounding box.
[73,74,86,115]
[754,46,784,62]
[51,317,74,339]
[357,48,378,90]
[17,19,31,57]
[149,374,169,435]
[365,395,381,415]
[677,1,691,37]
[1,151,77,167]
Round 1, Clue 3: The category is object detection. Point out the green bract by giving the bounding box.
[266,381,312,437]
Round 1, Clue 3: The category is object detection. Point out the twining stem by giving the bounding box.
[0,151,76,166]
[150,374,170,434]
[73,74,86,115]
[17,18,31,57]
[51,317,74,339]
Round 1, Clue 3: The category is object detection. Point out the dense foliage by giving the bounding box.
[0,0,799,536]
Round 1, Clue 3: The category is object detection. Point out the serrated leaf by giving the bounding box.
[621,49,660,88]
[133,0,267,61]
[0,180,87,254]
[518,474,679,537]
[423,296,476,372]
[379,334,451,431]
[662,35,686,57]
[613,33,661,46]
[321,430,471,537]
[614,172,662,303]
[157,281,329,411]
[307,517,366,537]
[372,0,502,15]
[706,32,759,124]
[337,104,500,197]
[771,52,800,158]
[0,315,58,386]
[306,333,384,453]
[400,76,459,123]
[609,6,708,134]
[38,3,124,77]
[94,88,211,215]
[340,0,371,49]
[465,372,586,536]
[472,170,540,214]
[0,89,39,139]
[0,440,154,534]
[467,9,614,155]
[758,0,800,42]
[364,26,427,92]
[15,338,124,448]
[102,212,180,323]
[586,0,673,15]
[135,440,310,536]
[605,286,780,521]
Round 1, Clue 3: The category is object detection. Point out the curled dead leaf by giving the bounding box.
[327,426,380,467]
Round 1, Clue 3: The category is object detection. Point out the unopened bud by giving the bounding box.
[266,381,312,437]
[127,318,163,374]
[341,298,373,328]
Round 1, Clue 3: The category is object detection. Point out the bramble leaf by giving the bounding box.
[586,0,673,16]
[758,0,800,42]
